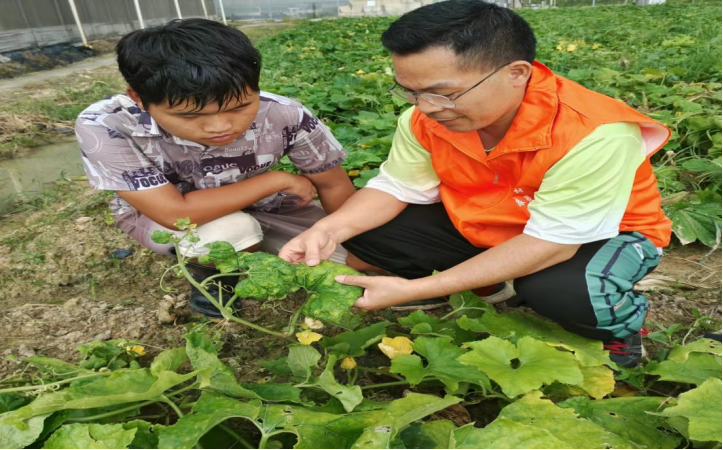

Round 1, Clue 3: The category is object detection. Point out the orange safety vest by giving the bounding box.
[410,61,672,248]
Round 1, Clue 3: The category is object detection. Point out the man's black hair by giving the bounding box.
[381,0,536,71]
[116,18,261,110]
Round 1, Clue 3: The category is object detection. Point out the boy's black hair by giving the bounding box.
[381,0,536,71]
[116,19,261,110]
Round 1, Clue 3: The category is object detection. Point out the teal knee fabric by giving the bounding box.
[585,232,661,339]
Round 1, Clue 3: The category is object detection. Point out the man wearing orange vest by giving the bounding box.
[280,0,672,367]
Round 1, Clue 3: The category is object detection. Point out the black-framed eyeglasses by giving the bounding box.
[387,62,511,109]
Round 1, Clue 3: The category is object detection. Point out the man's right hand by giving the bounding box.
[279,227,339,266]
[279,188,408,266]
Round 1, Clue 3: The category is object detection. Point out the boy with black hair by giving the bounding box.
[75,19,356,317]
[280,0,673,367]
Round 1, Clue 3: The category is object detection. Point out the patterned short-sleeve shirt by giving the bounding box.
[75,92,347,218]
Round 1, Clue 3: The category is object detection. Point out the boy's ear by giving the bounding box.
[126,88,143,108]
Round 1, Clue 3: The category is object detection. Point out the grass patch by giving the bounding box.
[0,71,126,159]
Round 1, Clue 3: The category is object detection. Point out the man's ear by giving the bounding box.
[508,61,532,87]
[126,88,143,108]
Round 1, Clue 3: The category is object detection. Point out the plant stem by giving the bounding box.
[160,394,184,418]
[357,366,404,381]
[67,383,198,423]
[0,372,109,394]
[681,319,700,345]
[285,307,304,336]
[173,243,285,338]
[219,424,254,449]
[200,272,245,287]
[360,380,409,391]
[259,431,289,449]
[441,306,489,320]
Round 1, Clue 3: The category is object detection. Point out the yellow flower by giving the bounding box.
[304,317,325,330]
[296,330,323,345]
[348,169,361,177]
[378,337,413,360]
[556,44,563,51]
[592,43,601,50]
[125,345,146,356]
[340,357,357,370]
[356,69,366,74]
[566,44,577,52]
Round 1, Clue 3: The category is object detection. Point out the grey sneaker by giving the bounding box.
[604,327,649,368]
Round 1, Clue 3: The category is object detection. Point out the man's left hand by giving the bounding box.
[335,275,416,310]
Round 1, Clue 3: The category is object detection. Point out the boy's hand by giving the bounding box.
[281,173,318,206]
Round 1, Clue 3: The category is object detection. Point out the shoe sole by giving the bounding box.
[391,302,450,312]
[482,282,516,304]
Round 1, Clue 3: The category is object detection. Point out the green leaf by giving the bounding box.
[458,311,611,367]
[452,419,569,449]
[320,321,390,358]
[342,151,383,170]
[352,394,461,449]
[174,217,192,230]
[447,289,495,319]
[399,311,476,345]
[234,253,299,300]
[458,336,583,398]
[659,377,722,442]
[575,365,615,400]
[398,420,455,449]
[239,383,305,404]
[36,411,71,444]
[150,230,174,245]
[497,391,633,448]
[668,207,722,247]
[559,396,682,449]
[0,413,49,449]
[122,420,163,449]
[0,369,198,427]
[198,241,244,273]
[299,261,365,329]
[303,286,363,330]
[75,339,130,370]
[391,337,490,392]
[260,403,387,449]
[185,329,259,399]
[259,357,293,378]
[316,355,363,413]
[353,168,380,188]
[0,393,32,414]
[645,352,722,385]
[150,347,188,377]
[667,338,722,363]
[158,392,261,449]
[287,344,322,381]
[23,356,91,379]
[43,423,136,449]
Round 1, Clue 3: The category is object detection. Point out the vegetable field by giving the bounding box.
[0,3,721,449]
